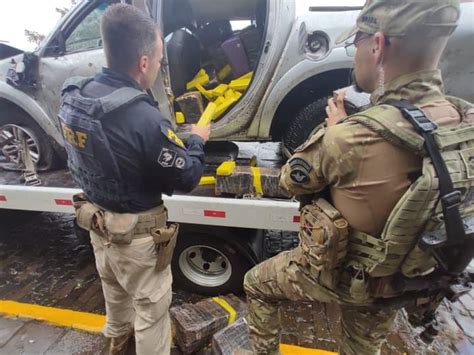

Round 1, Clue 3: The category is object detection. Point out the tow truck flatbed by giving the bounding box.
[0,169,300,232]
[0,143,300,294]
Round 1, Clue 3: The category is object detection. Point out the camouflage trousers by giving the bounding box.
[243,249,398,355]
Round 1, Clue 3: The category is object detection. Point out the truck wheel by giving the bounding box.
[282,97,328,156]
[172,233,252,295]
[0,110,60,171]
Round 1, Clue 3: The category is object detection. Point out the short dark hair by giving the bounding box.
[101,4,159,73]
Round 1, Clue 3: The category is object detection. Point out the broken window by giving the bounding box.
[65,2,108,53]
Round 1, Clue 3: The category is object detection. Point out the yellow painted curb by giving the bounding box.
[280,344,336,355]
[0,300,105,333]
[0,301,336,354]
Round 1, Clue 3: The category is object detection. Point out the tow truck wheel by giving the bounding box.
[282,97,328,156]
[0,109,59,171]
[172,233,252,295]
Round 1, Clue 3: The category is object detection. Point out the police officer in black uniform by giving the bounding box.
[58,4,210,354]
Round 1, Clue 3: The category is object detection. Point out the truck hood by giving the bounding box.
[0,43,24,61]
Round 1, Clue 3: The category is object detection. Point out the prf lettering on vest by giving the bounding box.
[62,124,88,149]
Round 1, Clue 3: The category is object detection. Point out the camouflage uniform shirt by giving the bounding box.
[280,69,461,236]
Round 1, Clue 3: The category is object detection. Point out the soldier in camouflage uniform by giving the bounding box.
[244,1,465,354]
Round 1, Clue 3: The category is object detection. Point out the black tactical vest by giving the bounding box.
[58,77,149,211]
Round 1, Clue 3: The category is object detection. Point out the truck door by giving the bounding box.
[149,0,175,122]
[37,0,173,125]
[35,0,110,123]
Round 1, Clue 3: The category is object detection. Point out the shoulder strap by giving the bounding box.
[346,105,426,154]
[99,87,150,114]
[61,76,93,94]
[391,100,467,274]
[61,77,150,117]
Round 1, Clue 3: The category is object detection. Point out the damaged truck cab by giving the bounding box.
[0,0,473,171]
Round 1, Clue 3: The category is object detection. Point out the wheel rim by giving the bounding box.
[178,245,232,288]
[0,124,41,164]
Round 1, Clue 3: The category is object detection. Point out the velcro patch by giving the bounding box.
[290,169,309,184]
[288,158,312,184]
[175,156,186,169]
[361,15,377,25]
[289,158,312,173]
[60,122,92,156]
[158,148,177,168]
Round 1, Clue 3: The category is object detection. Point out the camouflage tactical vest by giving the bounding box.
[345,97,474,279]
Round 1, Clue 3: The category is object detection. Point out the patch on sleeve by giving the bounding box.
[161,124,185,148]
[288,157,312,184]
[290,169,309,184]
[174,156,186,169]
[157,148,177,168]
[289,158,312,173]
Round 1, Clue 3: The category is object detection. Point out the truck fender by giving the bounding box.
[0,81,63,145]
[256,49,354,138]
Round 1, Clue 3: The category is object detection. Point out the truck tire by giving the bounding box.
[282,97,328,156]
[0,109,60,171]
[172,233,252,295]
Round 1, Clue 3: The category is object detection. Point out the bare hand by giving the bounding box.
[325,90,348,127]
[191,123,211,142]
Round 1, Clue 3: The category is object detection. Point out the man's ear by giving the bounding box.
[138,55,149,74]
[372,32,386,65]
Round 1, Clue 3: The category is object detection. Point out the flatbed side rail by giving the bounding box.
[0,185,300,231]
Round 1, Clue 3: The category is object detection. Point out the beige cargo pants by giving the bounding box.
[90,230,172,355]
[244,249,398,355]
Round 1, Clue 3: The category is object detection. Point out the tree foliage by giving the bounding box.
[56,1,77,17]
[25,0,77,45]
[24,30,45,46]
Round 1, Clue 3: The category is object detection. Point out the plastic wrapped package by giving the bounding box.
[170,295,247,354]
[211,317,252,355]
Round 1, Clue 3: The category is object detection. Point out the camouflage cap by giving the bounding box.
[336,0,461,44]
